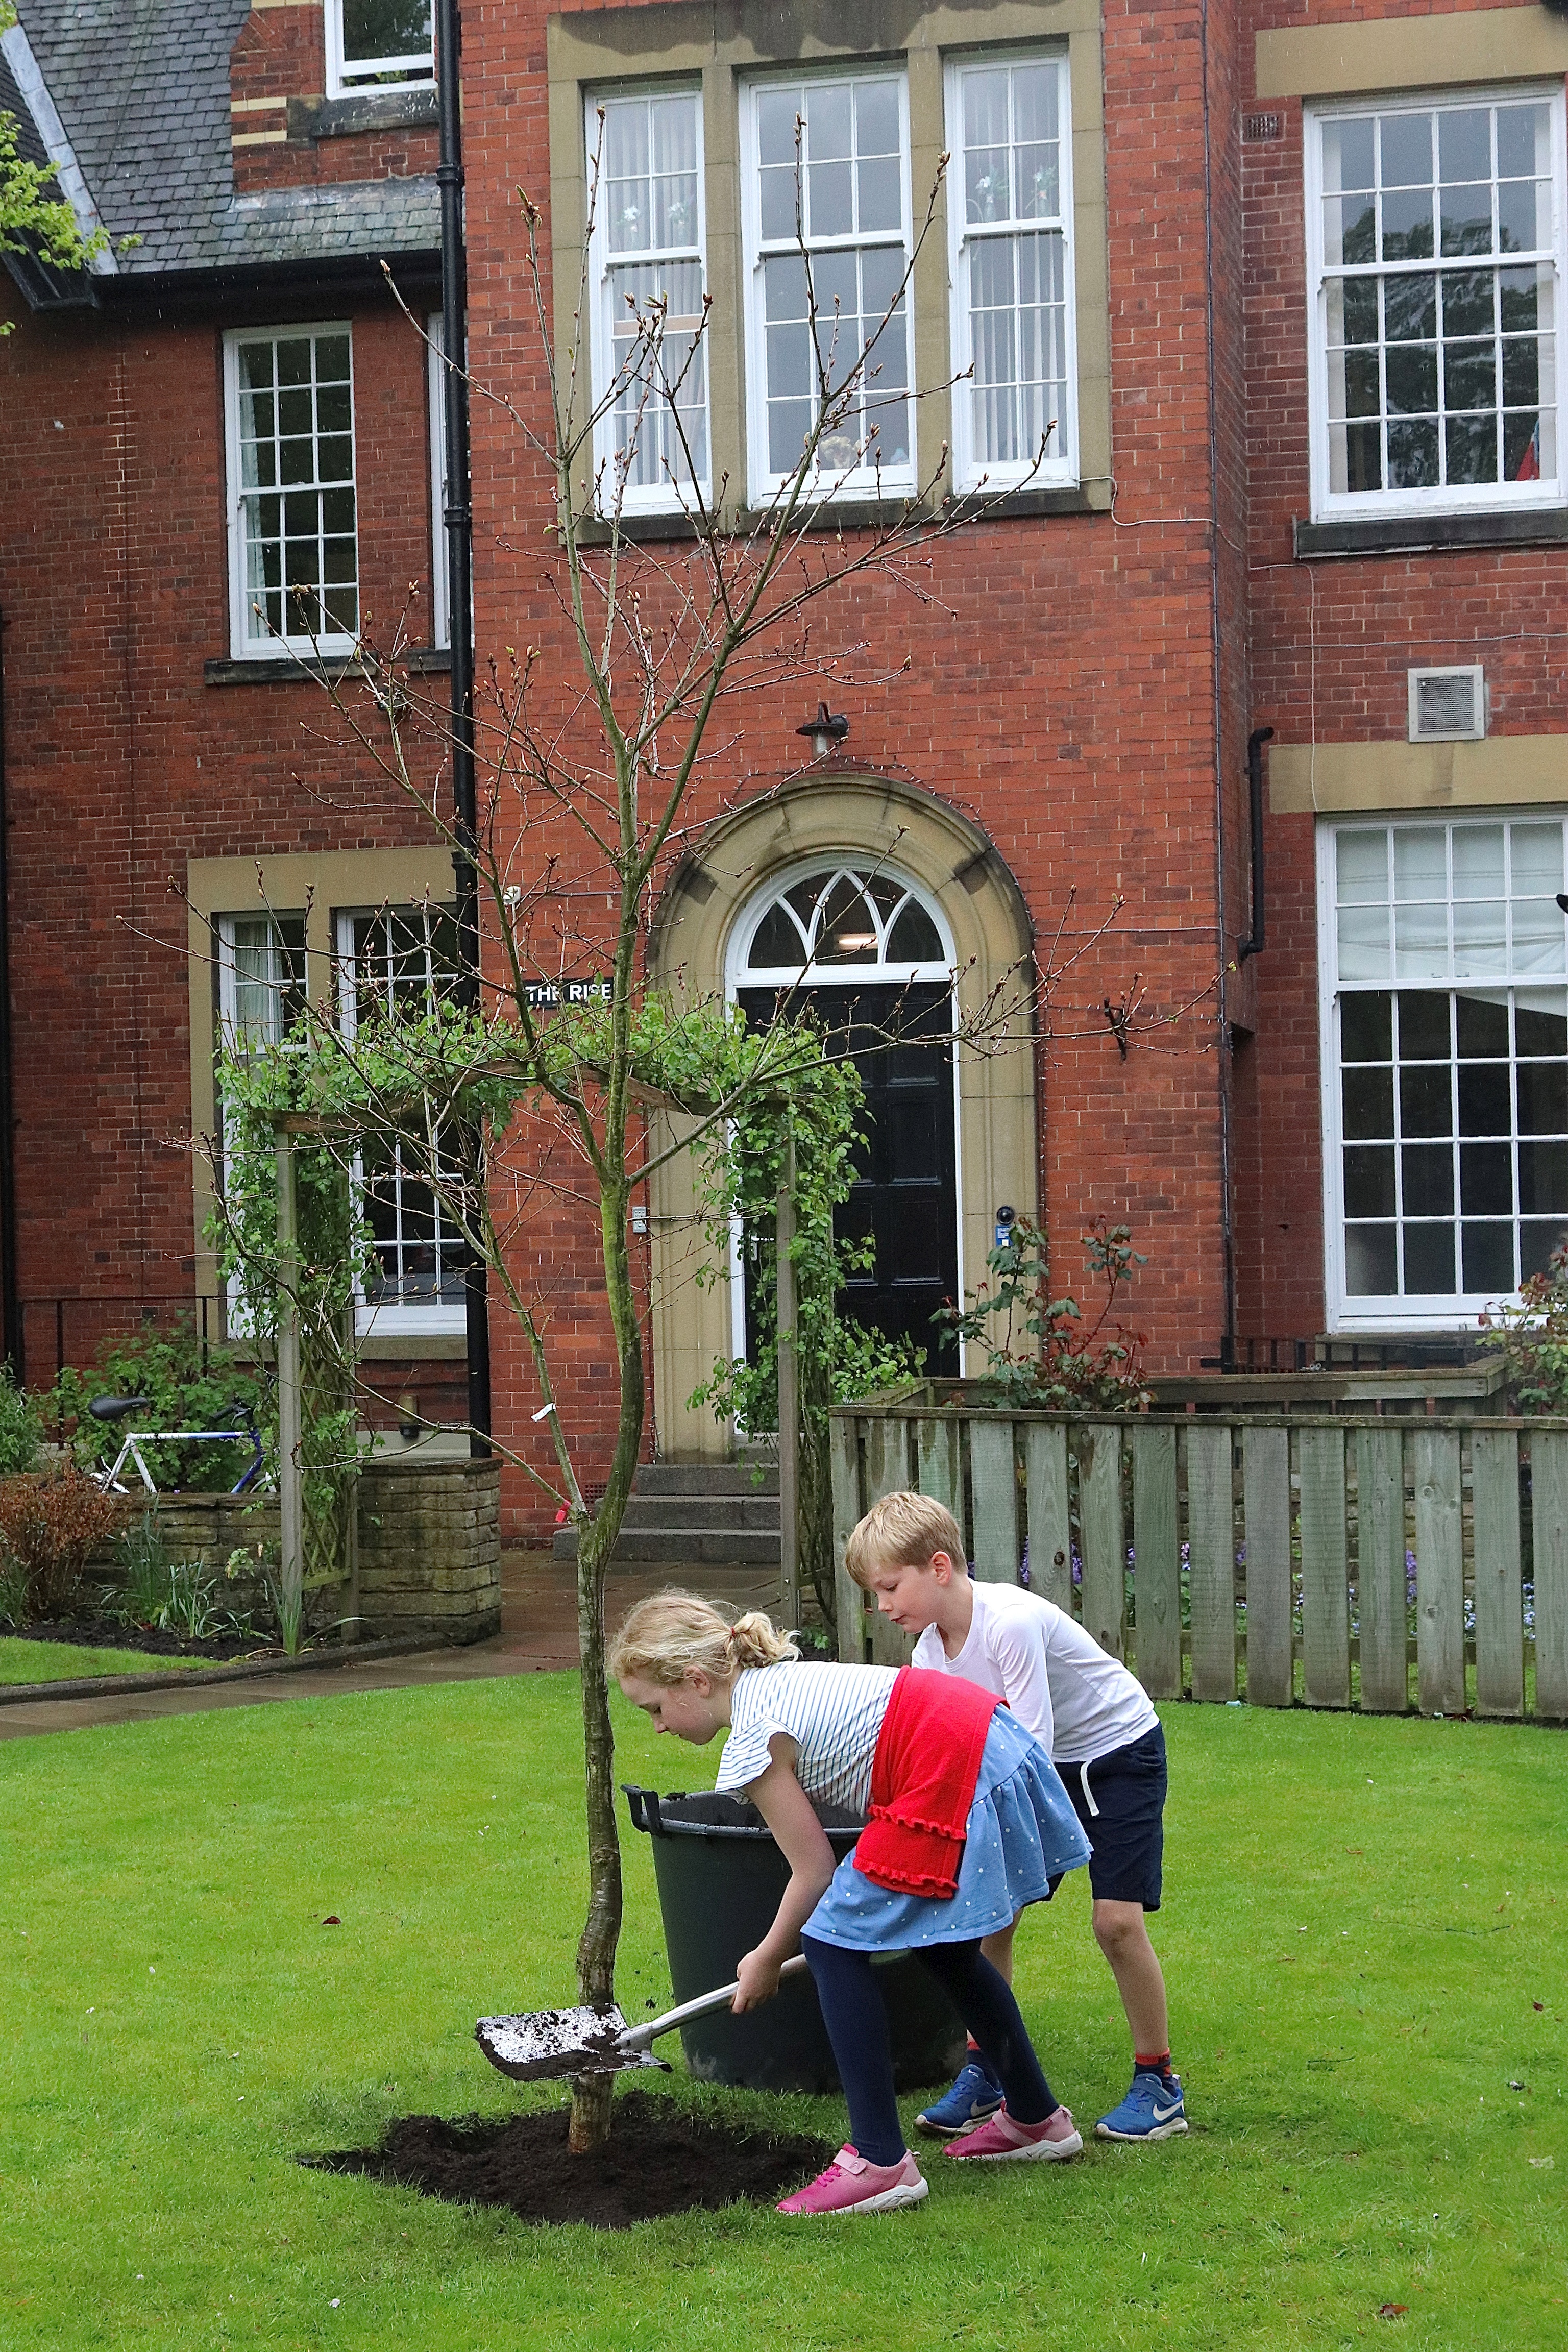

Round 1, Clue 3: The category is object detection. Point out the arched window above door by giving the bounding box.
[732,862,953,982]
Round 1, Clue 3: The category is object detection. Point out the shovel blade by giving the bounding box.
[475,2002,666,2084]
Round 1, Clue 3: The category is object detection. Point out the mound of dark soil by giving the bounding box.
[303,2091,829,2228]
[16,1617,270,1662]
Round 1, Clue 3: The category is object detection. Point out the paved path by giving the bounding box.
[0,1553,782,1741]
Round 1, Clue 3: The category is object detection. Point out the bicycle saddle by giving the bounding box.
[88,1394,152,1424]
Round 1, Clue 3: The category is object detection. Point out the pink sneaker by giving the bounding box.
[777,2144,929,2216]
[943,2105,1083,2163]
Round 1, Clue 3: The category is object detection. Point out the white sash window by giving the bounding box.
[1320,815,1568,1325]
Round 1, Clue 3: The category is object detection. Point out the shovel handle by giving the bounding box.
[619,1952,812,2050]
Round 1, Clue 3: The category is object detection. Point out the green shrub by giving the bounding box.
[0,1364,40,1478]
[1479,1238,1568,1411]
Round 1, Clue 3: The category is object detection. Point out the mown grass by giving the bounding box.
[0,1634,216,1683]
[2,1677,1564,2351]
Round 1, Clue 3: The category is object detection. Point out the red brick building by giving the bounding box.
[3,0,1566,1535]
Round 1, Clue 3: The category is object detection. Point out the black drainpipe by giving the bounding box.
[0,608,20,1379]
[436,0,492,1457]
[1237,726,1274,963]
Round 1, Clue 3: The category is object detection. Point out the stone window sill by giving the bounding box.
[288,89,439,143]
[572,486,1106,544]
[1295,507,1568,560]
[204,647,451,687]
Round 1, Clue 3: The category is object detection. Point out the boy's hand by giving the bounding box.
[731,1948,783,2012]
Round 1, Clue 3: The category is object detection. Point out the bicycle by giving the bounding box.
[88,1393,268,1498]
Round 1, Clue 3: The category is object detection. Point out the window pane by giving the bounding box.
[1404,1222,1456,1293]
[1401,1065,1453,1136]
[1343,1066,1394,1138]
[1344,1145,1396,1216]
[1337,902,1390,981]
[1518,1061,1568,1134]
[1337,830,1389,903]
[341,0,432,68]
[1462,1221,1514,1291]
[1520,1218,1566,1279]
[1516,992,1568,1055]
[1402,1144,1454,1216]
[1345,1224,1399,1293]
[887,900,944,962]
[748,903,808,967]
[1394,901,1449,977]
[1460,1141,1513,1213]
[1456,991,1510,1056]
[1341,992,1392,1060]
[1458,1063,1510,1133]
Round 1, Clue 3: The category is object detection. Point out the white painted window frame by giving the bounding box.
[1305,81,1568,523]
[215,912,308,1335]
[740,66,918,508]
[325,0,434,101]
[334,904,465,1337]
[945,47,1077,494]
[1317,810,1568,1331]
[585,82,711,515]
[721,856,962,1367]
[223,322,359,663]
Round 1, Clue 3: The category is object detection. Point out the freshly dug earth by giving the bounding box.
[305,2091,829,2227]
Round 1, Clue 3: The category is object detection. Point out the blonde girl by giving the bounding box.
[611,1591,1091,2217]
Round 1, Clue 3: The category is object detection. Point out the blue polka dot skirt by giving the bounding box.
[804,1708,1093,1952]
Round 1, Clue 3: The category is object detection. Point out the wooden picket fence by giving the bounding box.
[830,1397,1568,1722]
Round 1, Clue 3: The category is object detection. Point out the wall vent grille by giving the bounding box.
[1408,666,1485,743]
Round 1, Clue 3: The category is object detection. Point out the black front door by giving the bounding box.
[738,981,960,1374]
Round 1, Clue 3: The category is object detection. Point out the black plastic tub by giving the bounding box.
[624,1785,967,2094]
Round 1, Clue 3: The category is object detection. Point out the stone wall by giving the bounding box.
[105,1456,501,1643]
[356,1454,502,1642]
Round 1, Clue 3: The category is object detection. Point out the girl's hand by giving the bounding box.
[731,1947,783,2012]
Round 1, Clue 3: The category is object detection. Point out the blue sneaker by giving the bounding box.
[1095,2069,1188,2141]
[916,2059,1005,2139]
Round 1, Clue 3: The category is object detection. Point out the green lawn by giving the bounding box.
[2,1679,1564,2351]
[0,1634,217,1683]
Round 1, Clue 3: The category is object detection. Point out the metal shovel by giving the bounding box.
[476,1954,811,2083]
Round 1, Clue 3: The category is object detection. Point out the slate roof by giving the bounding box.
[7,1,438,279]
[0,46,50,175]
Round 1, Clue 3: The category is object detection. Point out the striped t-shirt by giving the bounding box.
[714,1662,898,1817]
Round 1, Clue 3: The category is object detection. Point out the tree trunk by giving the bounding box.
[568,1179,645,2153]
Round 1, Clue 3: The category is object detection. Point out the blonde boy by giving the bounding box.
[845,1489,1186,2144]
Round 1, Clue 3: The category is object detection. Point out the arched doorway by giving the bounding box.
[645,772,1037,1461]
[725,859,961,1373]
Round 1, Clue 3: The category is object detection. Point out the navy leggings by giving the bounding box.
[801,1932,1057,2167]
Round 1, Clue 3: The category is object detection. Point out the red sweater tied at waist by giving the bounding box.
[852,1665,1002,1899]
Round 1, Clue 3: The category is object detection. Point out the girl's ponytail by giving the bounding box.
[610,1590,799,1686]
[725,1610,801,1671]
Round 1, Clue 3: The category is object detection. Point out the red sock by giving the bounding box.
[1136,2050,1175,2083]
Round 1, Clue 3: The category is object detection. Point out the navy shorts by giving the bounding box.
[1046,1723,1167,1911]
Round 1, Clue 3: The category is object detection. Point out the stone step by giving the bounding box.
[631,1462,779,1497]
[622,1493,779,1533]
[552,1524,782,1566]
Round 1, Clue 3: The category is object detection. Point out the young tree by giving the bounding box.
[207,127,1152,2151]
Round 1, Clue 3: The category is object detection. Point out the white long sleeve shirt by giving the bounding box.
[912,1581,1157,1765]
